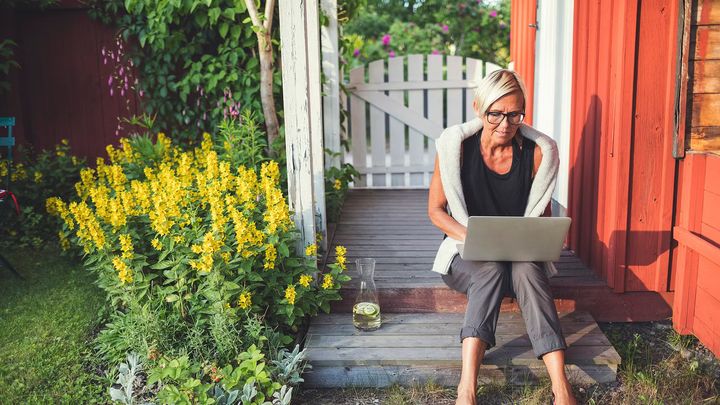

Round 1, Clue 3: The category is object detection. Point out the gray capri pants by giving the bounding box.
[441,255,567,358]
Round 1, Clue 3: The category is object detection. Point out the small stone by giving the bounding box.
[579,387,586,393]
[680,348,693,360]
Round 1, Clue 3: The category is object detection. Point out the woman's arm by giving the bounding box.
[428,153,468,241]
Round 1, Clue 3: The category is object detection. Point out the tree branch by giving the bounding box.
[244,0,262,28]
[264,0,276,32]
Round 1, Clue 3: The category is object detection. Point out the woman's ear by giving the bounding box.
[472,99,481,117]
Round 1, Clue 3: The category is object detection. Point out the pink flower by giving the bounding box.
[431,49,439,55]
[489,10,497,18]
[382,34,391,46]
[389,50,395,57]
[139,90,144,98]
[353,48,360,57]
[442,24,449,33]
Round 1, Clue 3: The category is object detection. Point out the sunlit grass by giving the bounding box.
[0,247,108,403]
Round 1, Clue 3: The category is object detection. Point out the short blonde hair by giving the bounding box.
[473,69,527,115]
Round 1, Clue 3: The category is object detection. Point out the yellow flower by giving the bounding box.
[237,291,252,309]
[335,245,347,270]
[264,244,277,270]
[33,171,43,183]
[119,234,134,259]
[299,274,313,287]
[333,179,342,190]
[285,285,296,305]
[112,256,133,284]
[322,274,334,289]
[151,238,163,251]
[305,243,318,257]
[61,138,69,146]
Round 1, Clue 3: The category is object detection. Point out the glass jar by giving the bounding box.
[352,258,381,330]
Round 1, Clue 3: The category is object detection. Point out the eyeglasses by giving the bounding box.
[485,111,525,125]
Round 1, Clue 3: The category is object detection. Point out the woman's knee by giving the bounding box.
[511,261,546,286]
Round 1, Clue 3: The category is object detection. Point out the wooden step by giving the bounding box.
[301,311,620,387]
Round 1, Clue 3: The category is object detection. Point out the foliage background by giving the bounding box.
[342,0,510,69]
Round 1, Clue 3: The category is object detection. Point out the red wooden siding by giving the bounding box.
[673,153,720,356]
[510,0,536,125]
[0,5,139,159]
[567,0,680,293]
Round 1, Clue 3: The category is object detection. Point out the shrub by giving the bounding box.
[48,131,350,366]
[0,140,85,248]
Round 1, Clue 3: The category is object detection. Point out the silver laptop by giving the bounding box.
[457,216,572,261]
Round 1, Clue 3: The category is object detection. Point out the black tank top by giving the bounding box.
[461,132,535,217]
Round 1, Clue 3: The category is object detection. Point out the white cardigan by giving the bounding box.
[431,118,560,276]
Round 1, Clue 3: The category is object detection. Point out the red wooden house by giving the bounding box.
[511,0,720,355]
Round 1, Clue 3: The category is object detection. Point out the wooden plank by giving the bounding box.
[388,56,406,186]
[407,55,426,186]
[320,0,342,169]
[369,59,386,186]
[349,66,367,186]
[302,364,617,387]
[306,332,611,349]
[689,126,720,151]
[691,25,720,60]
[695,0,720,25]
[691,93,720,127]
[278,0,319,252]
[348,80,477,91]
[702,189,720,231]
[309,311,595,324]
[692,60,720,94]
[446,56,463,127]
[427,54,443,165]
[304,345,620,366]
[353,90,444,140]
[465,58,482,121]
[308,319,603,336]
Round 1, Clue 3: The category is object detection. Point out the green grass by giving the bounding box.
[0,248,108,403]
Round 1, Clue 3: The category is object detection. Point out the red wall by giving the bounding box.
[674,153,720,356]
[567,0,680,293]
[509,0,536,125]
[0,3,139,159]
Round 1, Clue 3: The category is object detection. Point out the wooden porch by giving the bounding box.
[301,189,623,388]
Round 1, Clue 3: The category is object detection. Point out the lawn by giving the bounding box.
[0,248,108,403]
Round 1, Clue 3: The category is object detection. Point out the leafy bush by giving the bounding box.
[0,140,85,248]
[87,0,281,141]
[48,129,349,354]
[324,149,359,223]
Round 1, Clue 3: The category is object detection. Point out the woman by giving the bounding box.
[427,69,576,405]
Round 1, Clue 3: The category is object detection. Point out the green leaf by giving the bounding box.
[151,260,175,270]
[208,7,221,24]
[277,242,289,258]
[219,22,229,38]
[165,294,180,303]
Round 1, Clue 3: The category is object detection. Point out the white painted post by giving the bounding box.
[306,0,328,250]
[321,0,341,170]
[279,0,326,253]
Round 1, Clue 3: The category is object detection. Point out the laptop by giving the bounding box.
[457,216,572,262]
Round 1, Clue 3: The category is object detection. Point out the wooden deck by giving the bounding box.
[302,189,622,388]
[302,311,619,387]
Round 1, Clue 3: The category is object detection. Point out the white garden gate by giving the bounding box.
[345,54,503,187]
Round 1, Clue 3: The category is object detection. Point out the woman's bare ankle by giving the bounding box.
[456,382,477,405]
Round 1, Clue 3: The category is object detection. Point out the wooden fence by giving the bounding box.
[345,55,502,188]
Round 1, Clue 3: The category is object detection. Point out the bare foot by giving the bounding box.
[456,383,477,405]
[552,383,577,405]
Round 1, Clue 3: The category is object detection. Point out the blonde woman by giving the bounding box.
[428,69,576,405]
